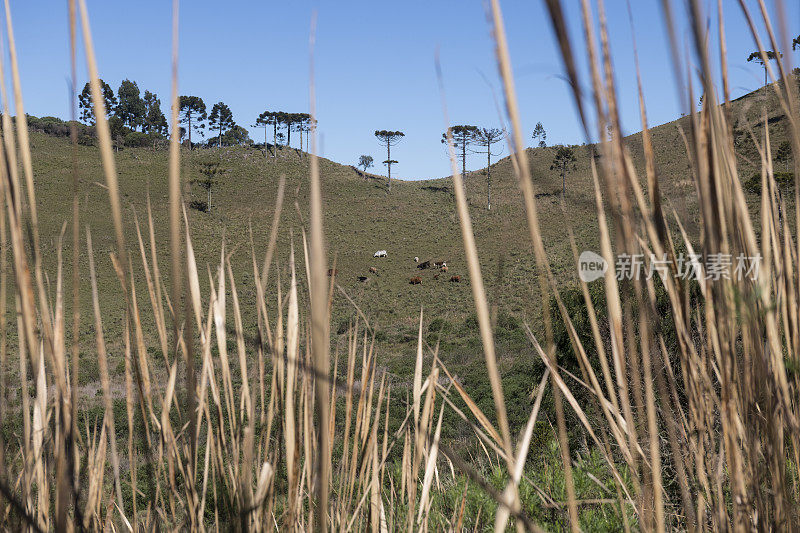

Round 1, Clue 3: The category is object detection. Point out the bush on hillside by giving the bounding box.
[743,171,794,194]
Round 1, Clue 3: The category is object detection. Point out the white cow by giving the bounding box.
[374,250,387,258]
[414,256,419,263]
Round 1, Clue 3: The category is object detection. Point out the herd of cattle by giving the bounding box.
[324,251,462,285]
[376,251,460,284]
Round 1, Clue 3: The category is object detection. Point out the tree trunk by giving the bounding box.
[487,149,491,211]
[264,126,268,159]
[462,138,466,178]
[287,122,291,147]
[188,114,192,150]
[387,143,391,192]
[273,122,278,158]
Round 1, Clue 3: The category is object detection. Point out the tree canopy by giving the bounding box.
[358,155,374,178]
[115,79,146,131]
[142,90,168,135]
[375,130,404,191]
[179,95,207,148]
[78,79,117,125]
[551,145,577,197]
[209,102,235,147]
[532,122,547,147]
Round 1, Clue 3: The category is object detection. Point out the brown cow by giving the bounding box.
[409,276,422,285]
[433,273,440,280]
[434,260,447,268]
[368,266,378,274]
[441,265,448,273]
[327,268,338,276]
[449,275,460,282]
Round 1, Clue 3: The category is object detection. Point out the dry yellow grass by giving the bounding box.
[0,0,797,531]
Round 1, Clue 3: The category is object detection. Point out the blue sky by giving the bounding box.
[8,1,800,180]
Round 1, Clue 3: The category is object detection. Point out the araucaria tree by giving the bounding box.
[441,125,478,178]
[115,79,146,131]
[473,128,505,210]
[532,122,547,147]
[191,159,224,212]
[255,111,278,157]
[358,155,374,179]
[78,79,116,124]
[793,35,800,51]
[143,90,168,135]
[208,102,235,148]
[747,50,782,86]
[551,145,577,198]
[374,130,404,191]
[179,95,207,150]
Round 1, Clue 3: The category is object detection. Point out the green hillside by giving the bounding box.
[26,80,794,384]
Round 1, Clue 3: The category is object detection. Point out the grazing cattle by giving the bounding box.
[409,276,422,285]
[434,261,447,268]
[449,275,460,282]
[327,268,338,276]
[441,265,448,273]
[433,273,440,280]
[357,275,368,282]
[373,250,387,258]
[417,260,431,270]
[414,256,419,263]
[368,266,378,274]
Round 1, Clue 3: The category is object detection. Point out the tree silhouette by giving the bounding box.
[551,145,577,197]
[208,102,235,148]
[473,128,506,210]
[78,79,116,125]
[532,122,547,147]
[358,155,374,179]
[793,35,800,51]
[374,130,404,191]
[143,90,168,136]
[179,96,207,150]
[441,125,478,178]
[748,50,782,86]
[115,79,146,131]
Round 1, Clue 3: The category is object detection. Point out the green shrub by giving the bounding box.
[743,171,794,193]
[124,131,152,148]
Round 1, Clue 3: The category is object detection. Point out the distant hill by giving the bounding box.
[26,80,794,370]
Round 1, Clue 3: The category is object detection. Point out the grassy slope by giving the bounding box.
[26,81,793,382]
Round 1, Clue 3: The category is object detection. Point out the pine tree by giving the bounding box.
[77,79,117,125]
[532,122,547,147]
[208,102,235,148]
[441,125,478,178]
[143,90,168,135]
[551,145,577,197]
[179,95,207,150]
[473,128,505,210]
[374,130,404,191]
[115,79,146,130]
